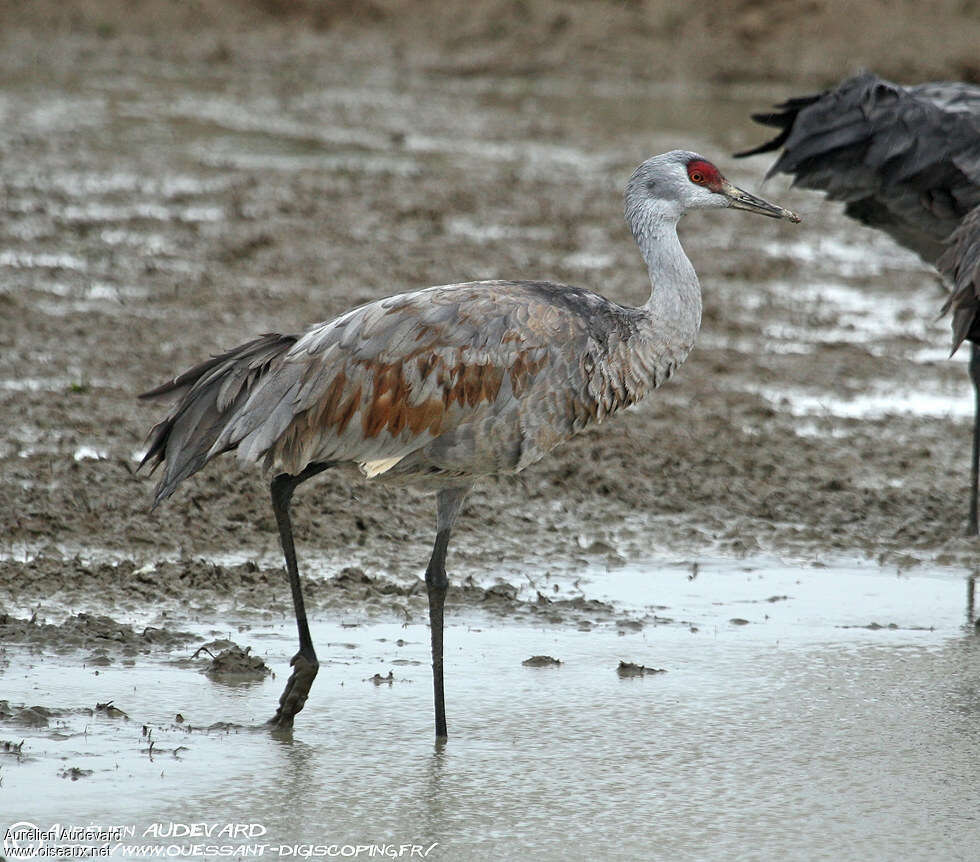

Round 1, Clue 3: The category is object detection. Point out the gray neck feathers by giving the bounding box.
[624,199,703,382]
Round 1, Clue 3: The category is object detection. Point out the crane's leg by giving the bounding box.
[268,461,335,730]
[969,344,980,537]
[425,486,470,741]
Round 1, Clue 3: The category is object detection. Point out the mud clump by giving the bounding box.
[197,643,271,679]
[85,650,113,666]
[95,701,129,718]
[59,766,94,780]
[617,661,667,678]
[0,557,292,615]
[522,655,563,667]
[9,706,54,728]
[0,701,98,729]
[838,622,935,632]
[0,557,642,634]
[0,610,194,654]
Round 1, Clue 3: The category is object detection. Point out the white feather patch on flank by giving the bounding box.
[360,456,405,478]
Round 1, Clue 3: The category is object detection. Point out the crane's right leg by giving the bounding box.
[969,344,980,537]
[268,461,335,730]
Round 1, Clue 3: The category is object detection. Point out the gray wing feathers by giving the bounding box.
[739,73,980,263]
[939,205,980,352]
[142,281,638,498]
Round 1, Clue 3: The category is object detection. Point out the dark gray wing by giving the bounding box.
[737,72,980,264]
[939,205,980,352]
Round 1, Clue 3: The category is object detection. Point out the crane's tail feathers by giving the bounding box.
[139,333,298,506]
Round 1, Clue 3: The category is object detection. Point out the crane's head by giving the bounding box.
[626,150,801,225]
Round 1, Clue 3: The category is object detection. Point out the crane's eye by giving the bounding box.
[687,160,721,188]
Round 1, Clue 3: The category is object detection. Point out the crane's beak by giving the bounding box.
[721,180,801,222]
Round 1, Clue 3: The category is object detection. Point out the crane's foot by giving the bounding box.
[268,652,318,730]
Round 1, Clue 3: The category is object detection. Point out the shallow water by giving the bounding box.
[3,558,978,861]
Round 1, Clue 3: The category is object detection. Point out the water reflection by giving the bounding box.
[968,572,977,627]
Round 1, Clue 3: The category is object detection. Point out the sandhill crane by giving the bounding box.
[737,71,980,533]
[139,150,800,739]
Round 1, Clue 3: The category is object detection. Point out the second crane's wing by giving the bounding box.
[939,204,980,352]
[209,280,642,479]
[738,72,980,263]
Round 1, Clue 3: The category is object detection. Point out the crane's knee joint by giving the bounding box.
[425,565,449,594]
[270,473,298,509]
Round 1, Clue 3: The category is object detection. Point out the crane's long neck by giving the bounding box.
[629,209,703,379]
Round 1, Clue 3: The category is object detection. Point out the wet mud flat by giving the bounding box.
[3,31,980,578]
[2,8,980,861]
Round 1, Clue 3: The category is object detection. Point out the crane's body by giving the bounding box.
[140,150,800,738]
[739,71,980,533]
[142,278,697,497]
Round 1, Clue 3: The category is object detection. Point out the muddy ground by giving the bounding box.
[2,1,980,641]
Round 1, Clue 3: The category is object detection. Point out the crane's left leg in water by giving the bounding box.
[969,344,980,537]
[425,486,471,741]
[268,461,336,729]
